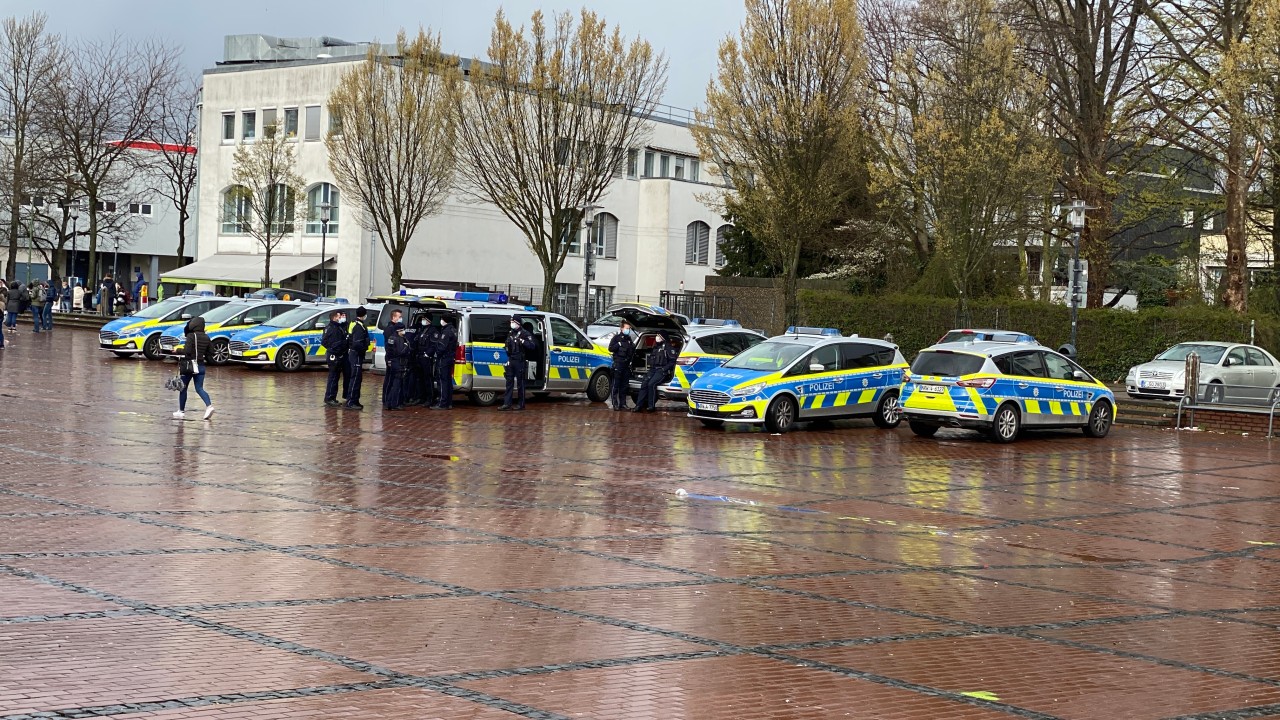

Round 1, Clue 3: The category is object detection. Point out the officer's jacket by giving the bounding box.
[506,328,536,363]
[416,325,442,358]
[347,320,369,358]
[608,332,636,364]
[385,327,411,368]
[321,321,349,357]
[437,324,458,361]
[648,342,679,377]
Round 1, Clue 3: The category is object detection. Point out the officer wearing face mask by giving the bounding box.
[635,332,678,412]
[410,314,439,407]
[608,320,636,411]
[432,316,458,410]
[501,316,537,411]
[321,310,350,407]
[382,318,410,411]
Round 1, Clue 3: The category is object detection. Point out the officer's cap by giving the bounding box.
[355,306,367,317]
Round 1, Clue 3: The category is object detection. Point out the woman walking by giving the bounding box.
[173,316,215,420]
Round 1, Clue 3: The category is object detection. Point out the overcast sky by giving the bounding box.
[7,0,744,110]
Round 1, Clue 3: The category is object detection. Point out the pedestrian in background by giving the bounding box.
[42,281,55,329]
[132,268,144,312]
[7,281,27,332]
[501,316,536,411]
[72,282,84,311]
[29,281,45,332]
[99,274,113,316]
[432,316,457,410]
[635,332,678,413]
[321,309,349,407]
[173,316,215,420]
[382,314,409,411]
[59,280,71,313]
[608,320,636,411]
[344,307,369,411]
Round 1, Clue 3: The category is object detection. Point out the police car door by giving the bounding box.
[1006,350,1052,425]
[1041,350,1088,426]
[547,316,591,391]
[789,343,842,418]
[514,314,548,390]
[839,342,889,414]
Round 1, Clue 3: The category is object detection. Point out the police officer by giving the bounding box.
[608,320,636,411]
[345,307,370,411]
[406,314,432,406]
[501,316,537,411]
[432,316,458,410]
[321,309,349,407]
[382,315,410,411]
[635,332,678,412]
[414,314,442,407]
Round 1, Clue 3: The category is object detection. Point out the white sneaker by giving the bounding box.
[203,405,215,420]
[172,411,185,420]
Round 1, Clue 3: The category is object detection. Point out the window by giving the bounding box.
[689,159,700,182]
[1041,352,1076,381]
[241,304,276,325]
[660,154,670,178]
[791,345,838,375]
[306,183,340,234]
[1202,213,1215,231]
[242,110,256,140]
[267,184,297,235]
[685,221,710,265]
[912,351,984,377]
[643,151,655,177]
[283,108,298,139]
[304,105,321,141]
[593,213,618,259]
[1006,350,1047,378]
[550,317,588,349]
[627,149,638,179]
[715,225,730,269]
[842,342,892,370]
[1183,209,1195,228]
[674,156,685,180]
[222,112,235,142]
[1247,347,1273,366]
[221,186,250,234]
[128,203,153,217]
[1226,347,1248,366]
[471,314,511,343]
[263,108,277,137]
[328,107,342,136]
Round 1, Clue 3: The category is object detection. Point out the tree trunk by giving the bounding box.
[5,195,17,283]
[175,210,187,265]
[263,245,273,289]
[1222,118,1249,312]
[1273,161,1280,311]
[86,188,99,288]
[781,238,803,328]
[540,262,558,314]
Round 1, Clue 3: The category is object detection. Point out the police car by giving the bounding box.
[226,299,383,371]
[686,327,908,432]
[157,297,302,365]
[899,341,1115,443]
[590,303,701,397]
[98,291,231,360]
[661,320,767,401]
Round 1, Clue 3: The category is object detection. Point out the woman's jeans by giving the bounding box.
[179,368,211,410]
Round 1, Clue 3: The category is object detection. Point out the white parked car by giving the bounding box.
[1126,341,1280,404]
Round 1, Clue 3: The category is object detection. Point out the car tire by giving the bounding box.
[471,389,500,406]
[1083,400,1113,438]
[1204,383,1225,404]
[142,334,162,360]
[908,421,938,438]
[872,391,902,429]
[988,402,1021,443]
[699,419,725,429]
[764,395,797,433]
[111,351,134,359]
[586,370,611,403]
[208,339,231,366]
[275,344,305,372]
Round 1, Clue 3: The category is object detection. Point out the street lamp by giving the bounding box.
[318,201,332,297]
[1067,199,1088,351]
[580,204,600,323]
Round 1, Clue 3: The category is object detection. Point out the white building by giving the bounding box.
[178,34,731,315]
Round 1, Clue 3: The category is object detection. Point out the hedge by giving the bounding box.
[799,290,1280,382]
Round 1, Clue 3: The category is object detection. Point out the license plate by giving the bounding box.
[1139,380,1165,389]
[230,350,243,356]
[695,403,719,411]
[918,384,946,394]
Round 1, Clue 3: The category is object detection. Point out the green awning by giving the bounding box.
[161,254,323,287]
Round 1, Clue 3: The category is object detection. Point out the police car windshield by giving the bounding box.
[1156,343,1228,364]
[130,298,186,319]
[722,341,809,371]
[265,306,323,328]
[200,303,251,324]
[911,351,985,377]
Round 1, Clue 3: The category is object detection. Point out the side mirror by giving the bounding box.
[1225,357,1237,367]
[243,317,259,325]
[809,363,825,373]
[314,321,326,329]
[180,313,192,320]
[1073,370,1086,380]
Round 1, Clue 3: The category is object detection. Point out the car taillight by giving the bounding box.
[957,377,995,388]
[676,356,697,366]
[455,345,466,363]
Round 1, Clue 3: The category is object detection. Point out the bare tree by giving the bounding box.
[452,9,667,310]
[150,76,200,264]
[327,30,460,289]
[228,123,306,287]
[0,13,61,282]
[693,0,866,326]
[43,35,179,287]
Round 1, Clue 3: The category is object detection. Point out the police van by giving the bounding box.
[686,327,908,432]
[227,299,384,371]
[98,291,231,360]
[157,297,301,365]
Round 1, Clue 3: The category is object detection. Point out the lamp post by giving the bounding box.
[318,201,331,297]
[1067,199,1088,351]
[71,207,79,287]
[580,204,600,323]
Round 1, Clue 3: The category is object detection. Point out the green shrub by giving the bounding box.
[800,290,1280,381]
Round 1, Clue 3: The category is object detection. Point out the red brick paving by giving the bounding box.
[4,328,1280,718]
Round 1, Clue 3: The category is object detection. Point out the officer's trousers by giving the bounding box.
[435,359,455,408]
[383,363,405,409]
[504,360,527,408]
[416,356,436,406]
[324,357,349,403]
[346,353,365,406]
[637,369,665,410]
[610,362,631,408]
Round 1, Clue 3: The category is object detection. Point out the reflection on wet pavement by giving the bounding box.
[3,329,1280,718]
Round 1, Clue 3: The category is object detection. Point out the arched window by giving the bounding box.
[266,184,298,236]
[715,224,731,269]
[306,183,340,234]
[685,221,710,266]
[592,212,618,259]
[220,186,250,235]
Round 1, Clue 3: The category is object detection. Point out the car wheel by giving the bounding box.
[111,351,134,359]
[1204,383,1225,404]
[142,334,162,360]
[908,421,938,438]
[586,370,611,403]
[989,402,1021,443]
[1083,400,1113,438]
[275,344,304,372]
[872,391,902,429]
[471,389,500,406]
[208,339,231,366]
[699,419,725,429]
[764,395,797,433]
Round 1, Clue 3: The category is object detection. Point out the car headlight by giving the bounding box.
[250,336,273,346]
[731,382,765,398]
[1126,368,1136,381]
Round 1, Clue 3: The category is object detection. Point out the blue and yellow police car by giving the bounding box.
[662,320,767,401]
[227,299,383,372]
[98,291,231,360]
[899,341,1116,443]
[686,327,908,432]
[157,298,302,365]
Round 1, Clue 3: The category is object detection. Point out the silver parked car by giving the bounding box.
[1125,342,1280,404]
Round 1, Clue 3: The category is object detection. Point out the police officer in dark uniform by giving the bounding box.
[382,318,410,411]
[432,316,458,410]
[608,320,636,411]
[408,314,437,406]
[321,309,349,407]
[635,332,678,412]
[501,316,536,411]
[345,307,369,410]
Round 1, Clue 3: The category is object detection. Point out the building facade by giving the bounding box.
[183,34,732,315]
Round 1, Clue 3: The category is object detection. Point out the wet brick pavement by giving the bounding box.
[2,326,1280,719]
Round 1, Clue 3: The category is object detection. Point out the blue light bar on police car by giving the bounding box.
[692,318,741,327]
[786,326,842,337]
